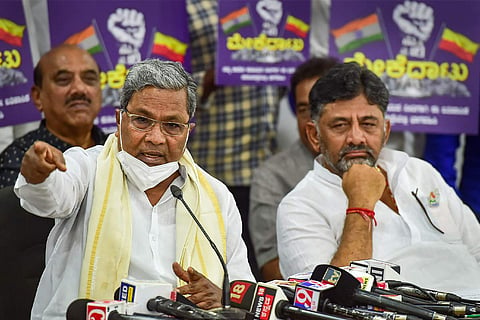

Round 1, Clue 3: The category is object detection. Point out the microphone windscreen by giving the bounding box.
[66,298,94,320]
[114,287,120,300]
[170,185,183,198]
[229,280,257,310]
[310,264,360,306]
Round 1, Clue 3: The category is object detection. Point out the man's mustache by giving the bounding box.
[65,94,91,105]
[339,145,375,159]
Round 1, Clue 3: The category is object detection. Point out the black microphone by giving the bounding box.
[171,185,246,320]
[386,281,473,304]
[66,298,94,320]
[108,310,169,319]
[249,281,350,320]
[373,287,436,305]
[66,299,167,320]
[147,296,226,319]
[323,301,423,320]
[276,300,352,320]
[412,303,480,317]
[310,265,458,320]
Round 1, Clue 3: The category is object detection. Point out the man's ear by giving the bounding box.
[305,121,321,154]
[115,109,121,137]
[383,118,391,146]
[115,109,121,125]
[30,86,43,112]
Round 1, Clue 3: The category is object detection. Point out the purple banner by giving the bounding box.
[0,2,38,127]
[330,0,480,134]
[48,0,190,133]
[216,0,311,86]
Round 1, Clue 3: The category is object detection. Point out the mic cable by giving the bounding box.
[170,185,231,309]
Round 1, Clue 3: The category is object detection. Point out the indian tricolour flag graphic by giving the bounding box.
[64,25,102,54]
[331,13,384,54]
[220,6,252,35]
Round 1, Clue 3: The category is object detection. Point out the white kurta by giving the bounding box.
[15,145,254,320]
[277,148,480,297]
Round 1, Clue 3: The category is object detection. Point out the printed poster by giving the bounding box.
[48,0,190,133]
[0,1,38,127]
[216,0,311,86]
[330,0,480,134]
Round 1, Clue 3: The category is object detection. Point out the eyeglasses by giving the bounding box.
[122,109,190,136]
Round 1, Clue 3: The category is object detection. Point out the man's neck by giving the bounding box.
[145,172,180,206]
[46,124,95,148]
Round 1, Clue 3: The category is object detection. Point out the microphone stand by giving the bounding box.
[171,185,247,320]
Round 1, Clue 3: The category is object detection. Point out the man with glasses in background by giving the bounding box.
[14,59,254,320]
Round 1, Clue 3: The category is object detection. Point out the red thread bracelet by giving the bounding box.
[346,207,377,226]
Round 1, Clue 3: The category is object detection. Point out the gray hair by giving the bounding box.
[120,59,197,118]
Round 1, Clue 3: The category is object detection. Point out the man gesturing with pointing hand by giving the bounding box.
[15,59,253,320]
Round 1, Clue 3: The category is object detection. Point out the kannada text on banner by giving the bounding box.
[216,0,311,86]
[329,0,480,134]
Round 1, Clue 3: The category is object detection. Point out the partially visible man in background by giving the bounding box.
[186,0,284,279]
[0,43,106,320]
[249,57,338,281]
[0,43,106,188]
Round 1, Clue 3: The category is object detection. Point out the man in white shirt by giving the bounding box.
[15,59,254,320]
[277,62,480,297]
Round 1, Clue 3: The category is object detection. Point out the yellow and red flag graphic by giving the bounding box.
[151,31,188,63]
[0,18,25,47]
[438,27,479,63]
[285,15,310,38]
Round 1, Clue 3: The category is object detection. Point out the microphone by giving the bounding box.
[147,296,226,319]
[323,301,424,320]
[229,280,258,311]
[171,185,246,320]
[373,287,436,305]
[66,298,94,320]
[310,265,458,320]
[118,279,173,314]
[410,303,480,317]
[341,267,435,306]
[385,282,469,303]
[107,310,169,319]
[251,282,349,320]
[66,299,172,320]
[349,259,402,282]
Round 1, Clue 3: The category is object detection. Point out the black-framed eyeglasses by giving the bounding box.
[122,109,190,136]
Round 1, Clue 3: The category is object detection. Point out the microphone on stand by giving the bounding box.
[170,185,246,320]
[310,265,458,320]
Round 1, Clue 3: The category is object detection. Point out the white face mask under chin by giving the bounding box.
[116,151,179,191]
[116,111,184,191]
